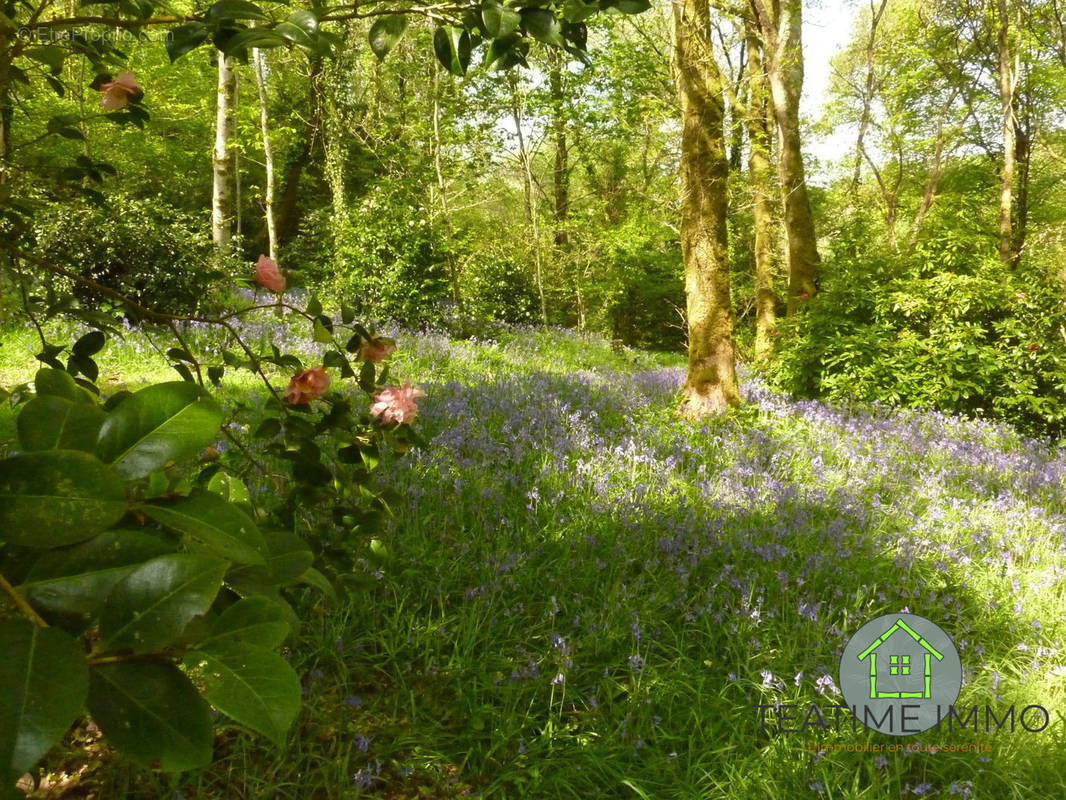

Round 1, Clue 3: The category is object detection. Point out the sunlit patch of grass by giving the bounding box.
[3,321,1064,799]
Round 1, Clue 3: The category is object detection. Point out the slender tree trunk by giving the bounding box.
[850,0,888,196]
[1013,99,1032,260]
[212,51,237,249]
[996,0,1017,266]
[673,0,739,417]
[908,96,955,253]
[754,0,819,314]
[745,16,778,360]
[549,52,570,249]
[252,48,277,261]
[509,74,548,326]
[430,62,464,316]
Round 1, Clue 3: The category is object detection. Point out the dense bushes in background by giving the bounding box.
[30,195,222,314]
[768,233,1066,436]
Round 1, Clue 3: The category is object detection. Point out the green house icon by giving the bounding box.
[857,618,945,699]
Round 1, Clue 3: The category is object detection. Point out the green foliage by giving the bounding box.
[0,287,422,789]
[28,194,220,314]
[769,245,1066,436]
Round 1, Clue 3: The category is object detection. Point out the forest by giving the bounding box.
[1,0,1066,797]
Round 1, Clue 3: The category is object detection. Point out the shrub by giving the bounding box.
[28,194,222,314]
[768,247,1066,437]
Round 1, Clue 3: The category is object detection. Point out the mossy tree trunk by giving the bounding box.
[753,0,819,315]
[674,0,740,417]
[745,13,778,360]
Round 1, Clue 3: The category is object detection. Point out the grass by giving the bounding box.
[5,314,1066,799]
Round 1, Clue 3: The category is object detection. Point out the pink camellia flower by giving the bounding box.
[284,366,330,405]
[357,336,397,363]
[254,254,286,293]
[99,72,140,111]
[370,381,425,425]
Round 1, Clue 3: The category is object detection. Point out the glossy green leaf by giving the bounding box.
[96,382,224,480]
[88,660,213,772]
[19,529,173,624]
[275,21,313,48]
[520,8,563,46]
[368,15,409,60]
[98,554,227,654]
[205,0,268,21]
[142,494,266,566]
[34,367,93,403]
[186,641,300,745]
[0,620,88,775]
[166,22,210,62]
[203,596,290,649]
[17,396,105,452]
[433,26,471,76]
[0,451,126,548]
[481,0,521,37]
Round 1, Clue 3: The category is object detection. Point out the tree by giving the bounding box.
[212,51,237,249]
[674,0,740,416]
[744,10,778,359]
[752,0,820,314]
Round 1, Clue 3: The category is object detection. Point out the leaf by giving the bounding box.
[22,46,67,74]
[359,361,375,393]
[562,0,599,23]
[368,14,410,61]
[34,367,91,403]
[485,35,529,69]
[218,27,288,56]
[186,640,300,745]
[17,396,105,452]
[88,660,213,772]
[481,0,521,37]
[433,26,472,76]
[72,331,105,357]
[142,493,267,566]
[205,0,268,21]
[0,620,88,775]
[312,317,332,343]
[166,22,210,62]
[275,21,313,48]
[19,530,173,626]
[98,554,227,654]
[203,596,290,649]
[262,528,313,584]
[286,9,318,35]
[611,0,651,12]
[520,8,563,46]
[96,382,224,480]
[0,451,126,548]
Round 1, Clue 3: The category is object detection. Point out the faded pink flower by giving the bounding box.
[254,254,286,293]
[357,336,397,363]
[99,72,140,111]
[370,381,425,425]
[285,366,330,405]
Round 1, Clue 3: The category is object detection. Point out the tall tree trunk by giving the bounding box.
[908,95,956,253]
[212,51,237,249]
[674,0,739,417]
[850,0,889,196]
[754,0,820,314]
[1013,98,1032,260]
[549,52,570,249]
[745,15,778,360]
[549,50,582,325]
[508,74,548,326]
[430,61,464,316]
[996,0,1017,266]
[252,47,277,262]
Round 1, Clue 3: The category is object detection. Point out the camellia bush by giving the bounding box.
[0,260,425,792]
